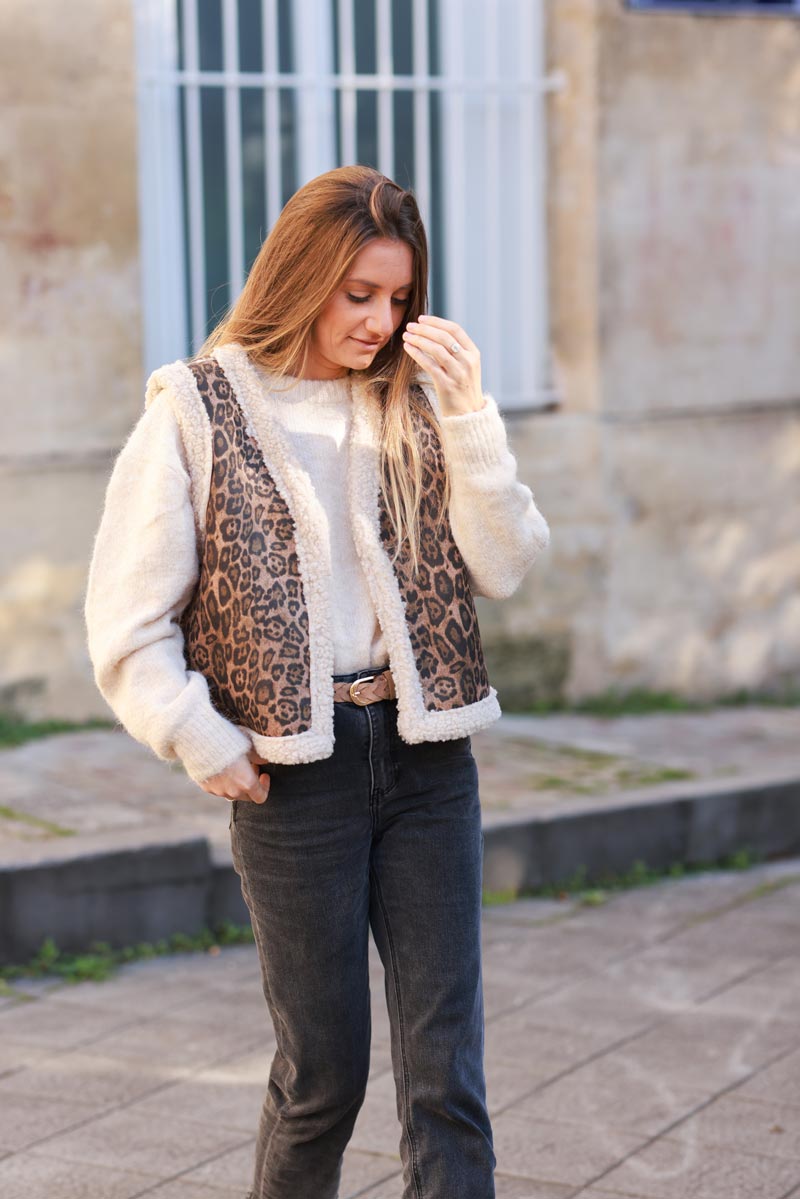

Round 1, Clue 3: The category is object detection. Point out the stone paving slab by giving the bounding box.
[594,1137,800,1199]
[0,856,799,1197]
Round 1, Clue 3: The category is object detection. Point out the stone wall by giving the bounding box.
[494,0,800,706]
[593,2,800,698]
[0,1,143,718]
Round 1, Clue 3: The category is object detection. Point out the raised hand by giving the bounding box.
[402,313,486,416]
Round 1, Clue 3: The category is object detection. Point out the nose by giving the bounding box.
[364,301,396,341]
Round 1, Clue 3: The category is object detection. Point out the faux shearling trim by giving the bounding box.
[346,368,502,744]
[144,360,213,544]
[211,343,337,765]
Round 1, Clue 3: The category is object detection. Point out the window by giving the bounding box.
[134,0,554,410]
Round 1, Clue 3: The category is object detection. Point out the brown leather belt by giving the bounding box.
[333,667,397,706]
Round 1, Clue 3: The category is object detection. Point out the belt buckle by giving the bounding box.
[349,674,376,705]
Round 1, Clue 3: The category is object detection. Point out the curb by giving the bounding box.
[1,772,799,965]
[480,771,800,893]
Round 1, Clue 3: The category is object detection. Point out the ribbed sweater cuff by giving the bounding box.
[172,705,253,785]
[437,393,509,473]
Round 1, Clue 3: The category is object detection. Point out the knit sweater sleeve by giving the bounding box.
[83,390,253,784]
[418,379,551,600]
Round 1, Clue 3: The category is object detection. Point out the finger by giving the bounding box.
[246,747,269,763]
[417,313,479,354]
[404,319,474,361]
[403,331,465,373]
[402,339,441,374]
[405,321,462,355]
[199,781,229,801]
[245,772,270,804]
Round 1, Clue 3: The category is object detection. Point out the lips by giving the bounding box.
[353,338,380,349]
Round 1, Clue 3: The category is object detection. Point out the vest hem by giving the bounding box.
[396,687,502,744]
[237,689,501,765]
[243,728,336,765]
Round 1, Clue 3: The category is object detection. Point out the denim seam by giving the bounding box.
[371,867,424,1199]
[365,704,376,819]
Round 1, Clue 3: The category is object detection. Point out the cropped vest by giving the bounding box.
[146,342,501,765]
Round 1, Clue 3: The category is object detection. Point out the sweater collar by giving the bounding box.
[248,359,354,406]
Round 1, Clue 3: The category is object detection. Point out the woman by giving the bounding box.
[84,165,550,1199]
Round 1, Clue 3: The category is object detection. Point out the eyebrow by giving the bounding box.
[346,278,413,290]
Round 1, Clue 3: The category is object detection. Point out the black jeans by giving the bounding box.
[229,665,496,1199]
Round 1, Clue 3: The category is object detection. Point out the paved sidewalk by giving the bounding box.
[1,854,799,1198]
[1,704,798,851]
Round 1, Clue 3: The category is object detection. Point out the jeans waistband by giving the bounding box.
[332,664,391,684]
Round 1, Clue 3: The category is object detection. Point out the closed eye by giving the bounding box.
[347,294,409,307]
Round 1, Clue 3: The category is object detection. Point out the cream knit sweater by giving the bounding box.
[248,365,388,673]
[84,366,550,782]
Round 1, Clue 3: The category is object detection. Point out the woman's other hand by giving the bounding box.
[198,747,271,804]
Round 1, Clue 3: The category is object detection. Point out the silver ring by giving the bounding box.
[449,341,461,355]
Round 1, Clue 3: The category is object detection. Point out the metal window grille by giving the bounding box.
[133,0,556,410]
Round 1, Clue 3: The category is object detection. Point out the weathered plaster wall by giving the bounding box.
[0,1,144,717]
[598,5,800,416]
[595,2,800,697]
[493,0,800,705]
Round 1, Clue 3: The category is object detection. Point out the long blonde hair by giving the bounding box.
[192,164,451,575]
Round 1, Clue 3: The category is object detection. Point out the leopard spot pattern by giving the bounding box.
[378,391,491,711]
[179,359,312,736]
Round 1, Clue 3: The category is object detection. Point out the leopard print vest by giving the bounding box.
[178,357,492,740]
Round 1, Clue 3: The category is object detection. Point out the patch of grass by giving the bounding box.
[0,921,256,986]
[615,765,695,785]
[524,766,697,796]
[545,744,624,765]
[717,686,800,709]
[482,846,766,908]
[509,685,800,718]
[0,715,115,750]
[0,805,75,837]
[482,888,522,907]
[573,690,714,717]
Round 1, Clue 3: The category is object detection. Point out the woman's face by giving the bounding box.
[302,238,415,380]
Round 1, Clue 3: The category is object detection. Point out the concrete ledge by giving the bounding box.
[0,829,215,964]
[1,772,799,965]
[481,771,800,892]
